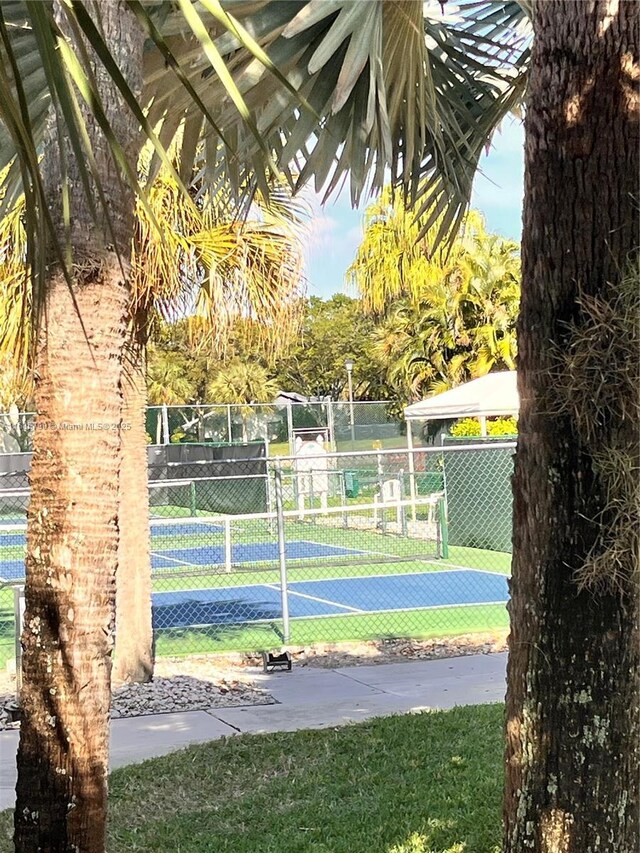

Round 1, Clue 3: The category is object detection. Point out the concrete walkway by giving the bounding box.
[0,652,506,812]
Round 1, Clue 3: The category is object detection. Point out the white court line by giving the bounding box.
[150,568,509,598]
[287,599,508,620]
[297,539,437,562]
[151,541,371,568]
[263,582,364,614]
[151,551,194,568]
[150,524,225,534]
[298,540,365,555]
[419,560,510,576]
[281,567,510,586]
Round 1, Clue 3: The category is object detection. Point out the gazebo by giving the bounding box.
[403,371,519,513]
[403,371,519,437]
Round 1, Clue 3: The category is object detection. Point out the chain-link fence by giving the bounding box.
[145,400,407,453]
[0,443,515,673]
[0,401,407,455]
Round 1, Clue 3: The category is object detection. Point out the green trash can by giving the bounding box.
[344,471,360,498]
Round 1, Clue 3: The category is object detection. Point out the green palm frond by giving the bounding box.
[0,164,307,366]
[206,360,279,416]
[413,0,531,245]
[1,0,532,295]
[147,346,198,404]
[0,189,29,364]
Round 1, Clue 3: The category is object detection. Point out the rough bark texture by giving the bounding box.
[112,316,154,685]
[504,3,639,852]
[14,2,144,850]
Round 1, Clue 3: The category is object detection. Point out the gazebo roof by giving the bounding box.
[404,371,519,422]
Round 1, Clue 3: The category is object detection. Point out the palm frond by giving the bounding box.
[414,0,531,247]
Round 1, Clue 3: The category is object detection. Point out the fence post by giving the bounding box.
[227,405,233,443]
[340,471,348,528]
[162,403,170,445]
[286,402,294,456]
[399,468,408,536]
[376,452,386,534]
[274,462,290,643]
[309,470,316,523]
[406,421,417,522]
[224,518,233,572]
[326,398,336,451]
[438,496,449,559]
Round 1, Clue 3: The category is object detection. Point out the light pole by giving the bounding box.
[345,358,355,448]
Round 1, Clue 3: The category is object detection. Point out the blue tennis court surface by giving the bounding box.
[153,541,362,569]
[0,520,224,550]
[0,539,363,580]
[152,570,509,630]
[151,521,224,537]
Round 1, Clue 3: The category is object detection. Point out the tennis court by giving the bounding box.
[152,569,509,630]
[0,442,515,660]
[0,508,509,646]
[0,510,437,582]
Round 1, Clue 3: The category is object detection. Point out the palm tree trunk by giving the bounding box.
[113,315,153,685]
[14,3,144,850]
[504,2,639,851]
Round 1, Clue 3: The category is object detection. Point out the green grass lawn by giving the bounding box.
[0,704,503,853]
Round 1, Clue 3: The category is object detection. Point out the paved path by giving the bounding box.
[0,652,506,812]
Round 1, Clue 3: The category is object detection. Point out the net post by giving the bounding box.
[224,518,232,572]
[274,462,290,643]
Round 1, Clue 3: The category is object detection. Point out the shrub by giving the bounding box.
[450,416,518,437]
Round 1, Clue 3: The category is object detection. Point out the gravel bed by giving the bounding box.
[110,674,273,718]
[0,664,273,730]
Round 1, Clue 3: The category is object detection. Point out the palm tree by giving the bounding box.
[5,1,638,850]
[146,348,197,408]
[4,6,146,849]
[0,167,306,687]
[503,4,638,849]
[114,170,305,686]
[361,205,520,400]
[206,361,279,443]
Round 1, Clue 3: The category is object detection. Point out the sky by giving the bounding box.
[303,117,525,300]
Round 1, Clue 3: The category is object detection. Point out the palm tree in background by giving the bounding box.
[116,168,305,685]
[206,361,279,443]
[357,202,520,400]
[146,349,197,409]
